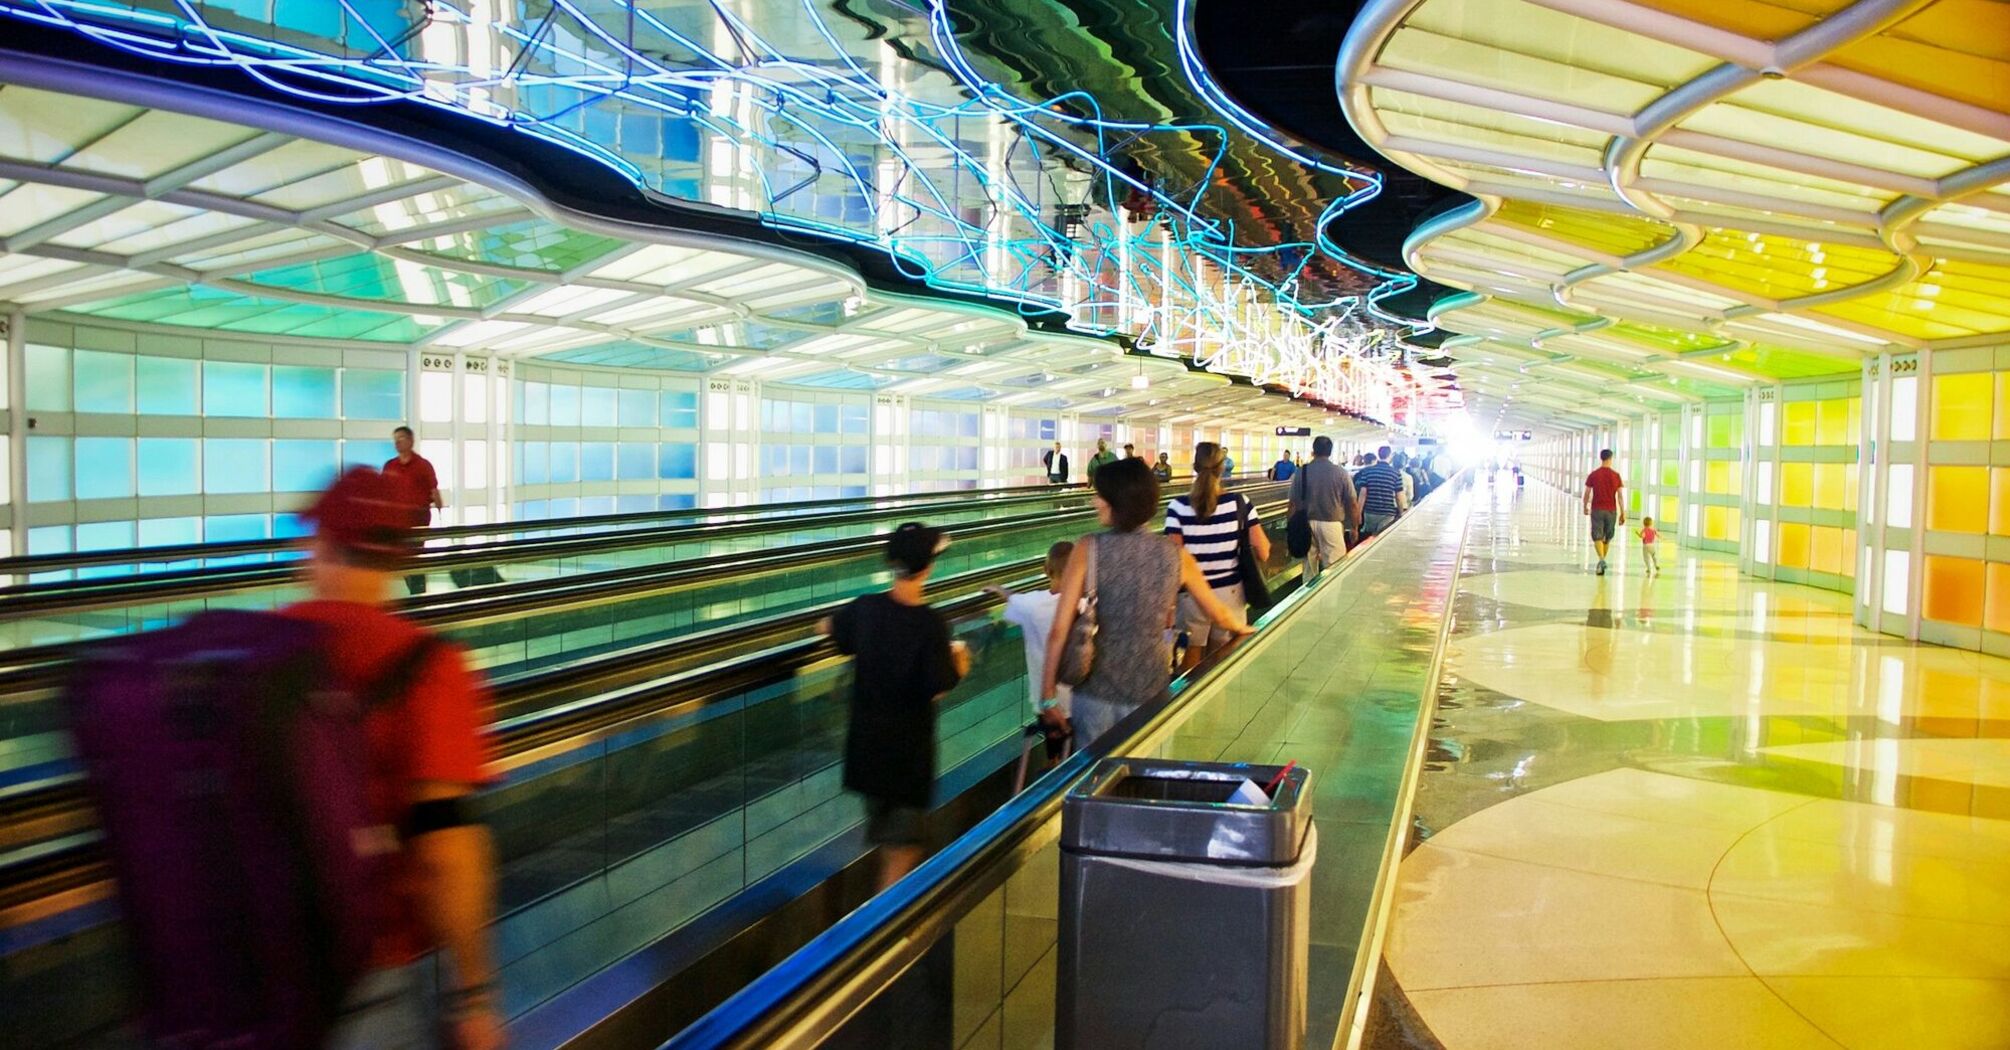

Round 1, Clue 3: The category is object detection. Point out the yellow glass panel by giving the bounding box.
[1996,375,2010,441]
[1809,526,1844,575]
[1781,462,1814,507]
[1783,402,1817,445]
[1923,554,1987,626]
[1702,505,1739,541]
[1928,466,1989,533]
[1659,495,1678,523]
[1847,397,1861,443]
[1845,464,1860,513]
[1626,0,1833,40]
[1811,463,1846,510]
[1661,463,1680,488]
[1830,15,2010,116]
[1705,460,1738,495]
[1815,399,1850,445]
[1777,522,1811,569]
[1931,373,1993,441]
[1993,469,2010,536]
[1988,562,2010,635]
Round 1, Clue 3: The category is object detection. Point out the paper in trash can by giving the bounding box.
[1227,778,1271,806]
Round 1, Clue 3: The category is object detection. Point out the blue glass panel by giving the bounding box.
[205,514,270,542]
[840,485,868,498]
[660,389,699,428]
[790,446,812,475]
[516,500,549,521]
[273,440,339,493]
[618,389,656,426]
[814,405,839,433]
[138,438,200,496]
[582,387,616,423]
[618,442,654,479]
[74,350,134,414]
[136,356,199,415]
[957,413,980,438]
[523,381,549,425]
[76,520,135,552]
[75,437,134,499]
[549,442,579,483]
[203,361,268,417]
[25,344,70,411]
[841,445,868,474]
[204,439,270,494]
[342,368,404,420]
[956,447,979,470]
[549,498,579,519]
[658,493,696,511]
[343,439,396,470]
[273,513,311,539]
[658,443,697,479]
[27,525,71,555]
[137,517,200,547]
[580,442,614,481]
[814,446,838,474]
[522,442,549,484]
[842,404,868,435]
[27,437,72,501]
[549,385,581,426]
[273,366,338,418]
[616,494,655,514]
[580,496,615,516]
[791,404,814,432]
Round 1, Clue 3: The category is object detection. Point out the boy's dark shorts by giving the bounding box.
[866,798,925,846]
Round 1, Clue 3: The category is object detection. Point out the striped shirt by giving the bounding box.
[1355,462,1404,516]
[1164,492,1260,588]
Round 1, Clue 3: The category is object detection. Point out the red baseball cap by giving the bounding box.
[300,466,416,558]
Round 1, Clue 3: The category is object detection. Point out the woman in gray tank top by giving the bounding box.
[1038,457,1252,749]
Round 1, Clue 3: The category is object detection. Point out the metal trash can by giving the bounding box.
[1057,758,1316,1050]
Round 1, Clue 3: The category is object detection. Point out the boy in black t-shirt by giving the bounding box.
[824,523,971,889]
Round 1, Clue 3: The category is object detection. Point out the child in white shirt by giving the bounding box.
[988,541,1074,757]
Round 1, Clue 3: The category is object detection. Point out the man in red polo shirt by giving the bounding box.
[1582,448,1625,576]
[383,425,444,595]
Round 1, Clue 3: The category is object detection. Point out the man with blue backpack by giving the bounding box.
[69,466,502,1049]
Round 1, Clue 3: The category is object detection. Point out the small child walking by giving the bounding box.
[1638,516,1661,575]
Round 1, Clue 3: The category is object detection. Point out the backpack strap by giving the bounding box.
[362,635,445,710]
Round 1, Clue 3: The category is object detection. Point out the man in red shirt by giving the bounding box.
[296,467,502,1050]
[383,425,444,595]
[1583,448,1626,576]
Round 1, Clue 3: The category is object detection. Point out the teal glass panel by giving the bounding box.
[273,439,339,492]
[516,499,549,520]
[523,382,548,425]
[274,513,310,539]
[273,365,338,418]
[136,356,199,414]
[25,344,70,411]
[27,525,70,555]
[549,442,579,483]
[659,443,696,479]
[617,442,654,479]
[75,437,134,499]
[27,437,72,501]
[204,438,270,493]
[549,498,578,518]
[618,389,656,426]
[343,439,395,469]
[522,442,549,484]
[76,520,135,552]
[582,387,616,423]
[137,517,200,547]
[342,368,404,420]
[660,389,698,428]
[205,514,269,542]
[137,438,200,496]
[203,361,268,416]
[581,442,614,481]
[814,405,839,433]
[73,350,134,414]
[550,385,580,426]
[616,494,654,514]
[579,496,614,516]
[659,493,696,510]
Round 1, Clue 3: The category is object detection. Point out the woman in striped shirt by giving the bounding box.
[1165,442,1271,670]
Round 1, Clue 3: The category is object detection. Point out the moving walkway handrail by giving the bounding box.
[658,482,1454,1050]
[0,493,1300,906]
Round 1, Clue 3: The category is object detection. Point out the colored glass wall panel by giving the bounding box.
[1992,468,2010,536]
[1706,412,1742,449]
[1931,373,1992,441]
[1988,563,2010,635]
[1658,495,1678,523]
[1661,463,1679,488]
[1923,554,1986,626]
[1847,398,1861,445]
[1705,460,1740,496]
[1783,402,1817,445]
[1815,399,1851,446]
[1845,466,1860,513]
[1810,526,1845,576]
[1777,522,1812,569]
[1996,375,2010,441]
[1781,462,1814,507]
[1927,466,1988,533]
[1813,463,1849,511]
[1704,505,1738,541]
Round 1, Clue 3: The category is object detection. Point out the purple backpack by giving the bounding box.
[66,609,439,1048]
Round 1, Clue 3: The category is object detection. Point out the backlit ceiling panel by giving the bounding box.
[1339,0,2010,432]
[1,0,1444,422]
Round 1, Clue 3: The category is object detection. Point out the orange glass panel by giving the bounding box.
[1931,373,1993,441]
[1988,562,2010,635]
[1777,522,1812,569]
[1928,465,1989,533]
[1923,555,1987,626]
[1810,526,1844,575]
[1815,399,1850,445]
[1781,462,1814,507]
[1993,468,2010,536]
[1813,463,1847,510]
[1783,401,1817,445]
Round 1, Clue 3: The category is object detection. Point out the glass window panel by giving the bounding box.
[138,517,200,547]
[659,443,697,479]
[27,525,70,555]
[789,446,811,475]
[619,389,656,427]
[205,514,269,542]
[1927,466,1988,533]
[343,368,405,421]
[1884,549,1911,617]
[579,496,614,517]
[581,442,614,481]
[1782,401,1817,446]
[791,404,814,432]
[138,438,199,496]
[76,520,135,554]
[550,384,581,426]
[1932,373,1992,442]
[842,404,869,435]
[273,513,311,539]
[1781,462,1814,507]
[27,437,72,501]
[463,373,488,424]
[1810,526,1844,576]
[204,439,269,494]
[1753,521,1772,564]
[73,350,134,414]
[549,441,580,483]
[841,445,867,474]
[1758,402,1776,446]
[273,440,339,493]
[661,389,699,428]
[1777,522,1812,569]
[617,494,655,514]
[1756,461,1774,505]
[524,381,549,425]
[522,441,549,484]
[463,440,488,490]
[1991,468,2010,537]
[136,356,198,415]
[75,437,134,500]
[618,442,654,479]
[420,371,454,423]
[273,366,338,418]
[1814,399,1850,446]
[1703,504,1736,541]
[582,386,616,424]
[420,440,454,491]
[1887,464,1914,529]
[1891,376,1918,442]
[814,405,839,433]
[1923,554,1985,626]
[813,446,838,474]
[1705,460,1738,496]
[343,439,395,470]
[658,493,696,511]
[203,361,268,417]
[25,344,71,411]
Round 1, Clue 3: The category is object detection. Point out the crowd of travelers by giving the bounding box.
[66,419,1445,1048]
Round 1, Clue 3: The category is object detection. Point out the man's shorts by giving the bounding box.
[865,798,925,846]
[1589,509,1618,543]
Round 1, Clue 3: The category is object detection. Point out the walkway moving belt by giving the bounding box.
[1,493,1304,1048]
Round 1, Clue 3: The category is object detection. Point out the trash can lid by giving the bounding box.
[1060,758,1313,866]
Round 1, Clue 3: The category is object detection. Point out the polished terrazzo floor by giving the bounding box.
[1374,475,2010,1050]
